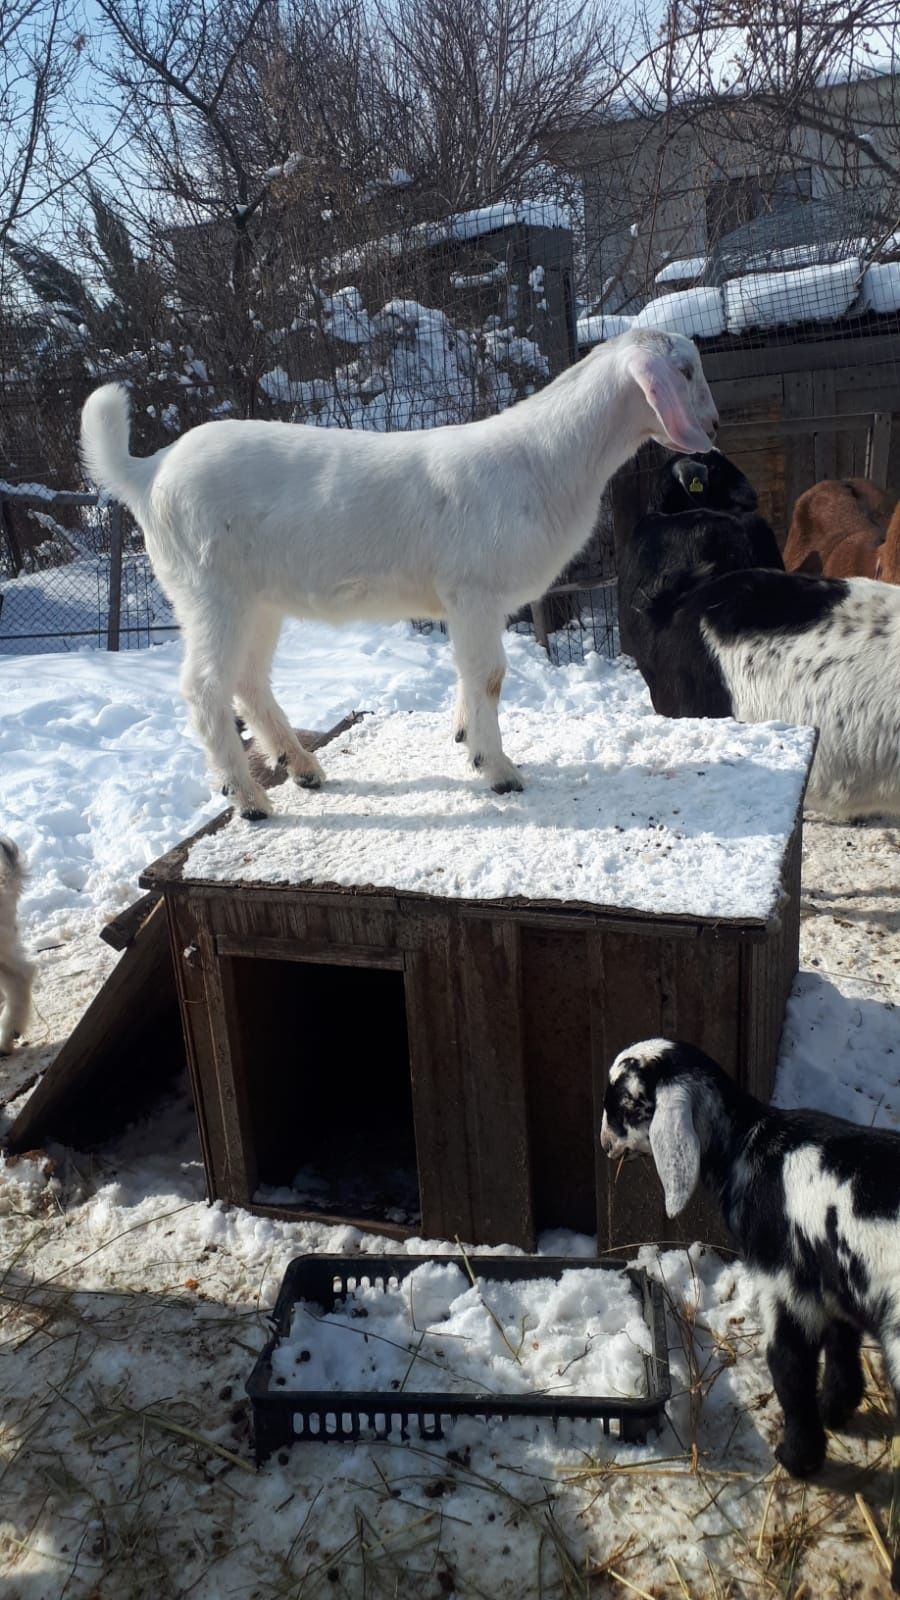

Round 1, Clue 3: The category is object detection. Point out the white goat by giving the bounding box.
[81,329,717,818]
[0,837,33,1054]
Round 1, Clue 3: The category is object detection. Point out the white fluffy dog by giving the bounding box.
[0,837,33,1054]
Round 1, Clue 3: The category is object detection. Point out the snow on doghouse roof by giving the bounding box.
[184,708,814,924]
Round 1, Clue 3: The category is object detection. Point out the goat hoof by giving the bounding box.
[294,771,322,790]
[774,1431,826,1479]
[492,776,524,794]
[240,807,270,823]
[454,727,467,744]
[472,752,483,770]
[820,1389,864,1429]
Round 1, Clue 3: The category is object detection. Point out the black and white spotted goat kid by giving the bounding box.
[0,836,33,1054]
[601,1038,900,1484]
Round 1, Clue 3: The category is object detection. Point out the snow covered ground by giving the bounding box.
[2,621,899,1599]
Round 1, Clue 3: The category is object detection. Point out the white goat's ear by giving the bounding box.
[626,347,711,455]
[648,1082,700,1218]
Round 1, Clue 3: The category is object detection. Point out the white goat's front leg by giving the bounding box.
[444,597,523,793]
[0,953,34,1053]
[233,606,324,790]
[180,598,273,820]
[451,680,468,745]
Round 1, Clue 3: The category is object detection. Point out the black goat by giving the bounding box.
[618,450,783,708]
[649,449,765,518]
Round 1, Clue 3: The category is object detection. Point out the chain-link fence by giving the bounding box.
[0,489,175,655]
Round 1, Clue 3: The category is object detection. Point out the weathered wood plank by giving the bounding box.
[403,923,476,1243]
[100,890,160,951]
[215,935,405,969]
[702,329,900,381]
[5,900,181,1152]
[456,919,533,1247]
[813,369,837,481]
[521,926,595,1233]
[866,412,893,488]
[784,373,815,520]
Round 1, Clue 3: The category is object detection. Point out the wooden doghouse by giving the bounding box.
[141,708,815,1253]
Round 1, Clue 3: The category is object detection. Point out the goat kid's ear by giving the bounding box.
[648,1081,700,1217]
[626,348,712,455]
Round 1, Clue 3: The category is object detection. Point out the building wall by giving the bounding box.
[570,77,897,308]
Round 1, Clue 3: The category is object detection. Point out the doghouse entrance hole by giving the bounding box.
[228,957,419,1226]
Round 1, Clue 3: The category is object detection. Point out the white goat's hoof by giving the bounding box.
[222,779,273,820]
[472,753,523,793]
[293,754,325,790]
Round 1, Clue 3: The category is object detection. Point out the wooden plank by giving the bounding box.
[154,872,776,939]
[530,600,550,653]
[710,371,783,411]
[200,927,263,1204]
[100,890,160,950]
[456,918,533,1247]
[812,369,837,481]
[5,900,181,1152]
[167,895,217,1193]
[521,926,595,1234]
[404,923,476,1243]
[702,329,900,382]
[866,412,893,488]
[784,373,815,520]
[215,935,405,969]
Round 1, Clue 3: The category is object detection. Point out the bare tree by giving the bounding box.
[1,0,78,247]
[377,0,616,210]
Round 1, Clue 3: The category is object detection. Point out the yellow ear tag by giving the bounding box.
[689,477,704,494]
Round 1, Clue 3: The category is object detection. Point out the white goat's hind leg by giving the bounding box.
[233,608,325,789]
[444,599,522,793]
[0,954,33,1053]
[180,602,273,820]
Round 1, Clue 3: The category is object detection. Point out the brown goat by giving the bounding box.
[783,478,896,579]
[876,499,900,584]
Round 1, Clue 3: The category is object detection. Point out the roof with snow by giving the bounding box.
[331,201,572,277]
[577,254,900,347]
[182,707,813,924]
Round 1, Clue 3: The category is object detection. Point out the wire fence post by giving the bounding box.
[106,502,124,651]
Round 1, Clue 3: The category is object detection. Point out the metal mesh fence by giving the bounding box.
[0,492,175,655]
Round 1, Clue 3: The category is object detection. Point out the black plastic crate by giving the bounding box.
[247,1254,671,1463]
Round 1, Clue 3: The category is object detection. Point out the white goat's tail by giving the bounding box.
[80,384,157,514]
